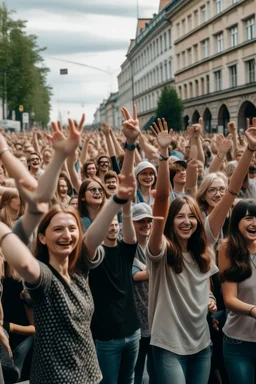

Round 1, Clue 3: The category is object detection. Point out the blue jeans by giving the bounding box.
[96,329,141,384]
[152,345,211,384]
[223,335,256,384]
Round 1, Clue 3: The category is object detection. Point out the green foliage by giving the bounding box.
[0,2,51,127]
[156,85,183,132]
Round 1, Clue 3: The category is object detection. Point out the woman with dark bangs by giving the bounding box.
[147,119,218,384]
[219,199,256,384]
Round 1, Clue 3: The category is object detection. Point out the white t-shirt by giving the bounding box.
[146,238,218,355]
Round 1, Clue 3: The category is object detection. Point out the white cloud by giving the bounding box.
[8,0,159,123]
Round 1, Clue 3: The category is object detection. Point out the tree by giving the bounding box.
[156,86,183,132]
[0,2,51,127]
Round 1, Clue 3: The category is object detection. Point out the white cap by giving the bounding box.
[134,161,157,178]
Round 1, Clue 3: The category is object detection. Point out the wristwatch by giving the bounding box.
[124,142,138,151]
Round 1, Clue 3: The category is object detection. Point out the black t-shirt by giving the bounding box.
[89,241,140,341]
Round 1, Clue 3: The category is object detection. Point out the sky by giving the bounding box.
[7,0,159,125]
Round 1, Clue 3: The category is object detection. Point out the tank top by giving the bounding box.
[223,254,256,342]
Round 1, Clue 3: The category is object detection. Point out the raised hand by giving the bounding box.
[227,121,236,134]
[188,124,202,139]
[216,133,233,155]
[101,122,112,136]
[116,173,136,201]
[50,114,85,156]
[245,119,256,150]
[121,104,140,143]
[150,118,173,148]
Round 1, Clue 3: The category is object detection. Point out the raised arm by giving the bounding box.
[149,119,173,255]
[101,122,116,157]
[0,133,37,190]
[84,173,136,259]
[120,104,141,244]
[227,121,238,157]
[110,128,125,157]
[138,132,159,161]
[208,134,232,174]
[208,123,256,239]
[0,222,40,284]
[189,120,205,164]
[31,128,41,155]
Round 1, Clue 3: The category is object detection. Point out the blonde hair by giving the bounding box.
[0,190,23,228]
[196,172,228,212]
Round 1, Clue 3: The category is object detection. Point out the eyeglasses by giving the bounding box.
[87,187,104,195]
[207,187,226,196]
[29,157,40,162]
[99,161,109,166]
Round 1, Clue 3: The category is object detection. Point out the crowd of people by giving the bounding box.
[0,106,255,384]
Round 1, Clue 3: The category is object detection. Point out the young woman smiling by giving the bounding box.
[219,199,256,384]
[0,171,135,384]
[147,118,218,384]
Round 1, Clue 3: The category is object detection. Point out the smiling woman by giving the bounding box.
[218,199,256,384]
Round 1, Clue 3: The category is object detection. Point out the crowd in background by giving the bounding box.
[0,107,256,384]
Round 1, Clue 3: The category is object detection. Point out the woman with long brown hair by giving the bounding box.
[0,172,135,384]
[147,119,218,384]
[219,199,256,384]
[0,190,23,229]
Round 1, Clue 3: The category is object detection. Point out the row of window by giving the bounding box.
[136,91,161,114]
[134,60,172,96]
[177,17,255,70]
[178,59,255,99]
[176,0,238,38]
[132,29,172,75]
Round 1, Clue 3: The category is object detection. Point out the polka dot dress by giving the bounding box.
[25,262,102,384]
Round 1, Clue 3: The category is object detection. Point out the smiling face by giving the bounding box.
[173,165,186,186]
[205,178,226,210]
[106,217,119,242]
[28,154,41,170]
[137,168,155,188]
[43,150,52,164]
[39,212,79,261]
[173,203,198,245]
[105,177,117,194]
[86,164,97,178]
[133,218,153,238]
[238,212,256,243]
[98,157,110,172]
[84,180,104,206]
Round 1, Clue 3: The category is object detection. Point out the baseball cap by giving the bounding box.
[134,161,157,178]
[168,155,187,169]
[132,203,154,221]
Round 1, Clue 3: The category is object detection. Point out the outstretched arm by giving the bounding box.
[208,134,232,174]
[208,122,256,239]
[149,119,173,256]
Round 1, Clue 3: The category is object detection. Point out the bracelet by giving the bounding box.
[122,212,132,219]
[247,145,255,152]
[249,306,256,317]
[0,148,9,159]
[9,323,14,333]
[209,294,216,302]
[228,188,238,196]
[0,231,13,247]
[113,194,128,205]
[124,142,138,151]
[159,154,169,161]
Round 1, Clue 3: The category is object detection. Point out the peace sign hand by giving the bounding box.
[121,104,140,143]
[150,118,173,149]
[245,118,256,151]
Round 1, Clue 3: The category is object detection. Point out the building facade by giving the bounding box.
[117,0,175,129]
[166,0,256,132]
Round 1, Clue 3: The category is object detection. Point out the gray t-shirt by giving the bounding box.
[146,238,218,355]
[223,254,256,342]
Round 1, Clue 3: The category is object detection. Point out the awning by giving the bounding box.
[143,115,156,131]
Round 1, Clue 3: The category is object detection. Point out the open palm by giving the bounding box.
[150,118,173,148]
[245,122,256,150]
